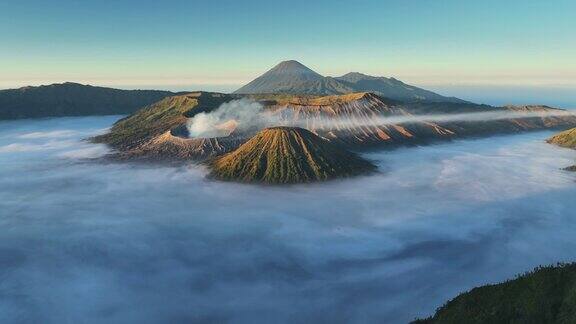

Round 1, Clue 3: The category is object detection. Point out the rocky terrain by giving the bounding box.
[0,82,176,119]
[234,60,465,103]
[548,127,576,149]
[208,127,376,184]
[94,91,576,162]
[415,263,576,324]
[548,127,576,170]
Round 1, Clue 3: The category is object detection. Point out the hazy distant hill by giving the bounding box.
[208,127,376,184]
[415,263,576,324]
[335,72,466,103]
[234,60,465,103]
[0,82,175,120]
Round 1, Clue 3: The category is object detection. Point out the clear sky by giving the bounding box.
[1,0,575,105]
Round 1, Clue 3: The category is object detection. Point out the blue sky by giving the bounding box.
[1,0,575,105]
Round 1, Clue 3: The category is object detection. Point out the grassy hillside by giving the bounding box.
[0,82,174,119]
[415,263,576,324]
[93,92,234,149]
[209,127,376,184]
[547,128,576,171]
[548,128,576,148]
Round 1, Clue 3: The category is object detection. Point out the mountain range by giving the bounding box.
[548,127,576,170]
[0,82,176,120]
[94,91,576,167]
[234,60,465,103]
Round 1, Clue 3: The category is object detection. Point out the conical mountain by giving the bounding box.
[208,127,376,184]
[234,60,354,95]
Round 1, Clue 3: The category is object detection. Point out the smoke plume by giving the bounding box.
[186,99,286,138]
[187,99,575,138]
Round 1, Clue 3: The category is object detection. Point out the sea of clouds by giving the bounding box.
[1,116,576,323]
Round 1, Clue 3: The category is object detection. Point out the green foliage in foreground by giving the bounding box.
[415,263,576,324]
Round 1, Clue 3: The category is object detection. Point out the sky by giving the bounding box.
[0,0,575,105]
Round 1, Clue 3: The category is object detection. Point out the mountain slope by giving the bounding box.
[548,127,576,148]
[0,82,176,120]
[93,92,236,150]
[208,127,376,184]
[547,127,576,170]
[235,60,355,95]
[234,60,464,103]
[336,72,466,103]
[95,92,576,161]
[415,263,576,324]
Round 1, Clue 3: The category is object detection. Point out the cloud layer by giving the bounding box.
[1,116,576,323]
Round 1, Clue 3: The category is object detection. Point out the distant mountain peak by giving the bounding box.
[234,60,336,95]
[265,60,322,77]
[234,60,466,103]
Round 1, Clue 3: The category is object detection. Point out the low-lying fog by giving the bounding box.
[1,116,576,323]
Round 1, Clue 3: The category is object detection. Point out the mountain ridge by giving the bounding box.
[0,82,177,120]
[94,91,576,163]
[235,60,466,103]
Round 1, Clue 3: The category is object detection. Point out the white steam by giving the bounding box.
[2,116,576,323]
[187,99,575,138]
[186,99,285,138]
[292,109,576,129]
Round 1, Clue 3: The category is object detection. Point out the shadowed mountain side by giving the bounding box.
[0,82,176,120]
[208,127,376,184]
[414,263,576,324]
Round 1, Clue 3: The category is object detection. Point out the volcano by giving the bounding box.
[234,60,353,95]
[234,60,465,103]
[208,127,376,184]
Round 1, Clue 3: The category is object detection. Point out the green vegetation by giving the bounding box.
[548,128,576,149]
[415,263,576,324]
[548,128,576,171]
[208,127,376,184]
[93,92,234,149]
[0,82,174,120]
